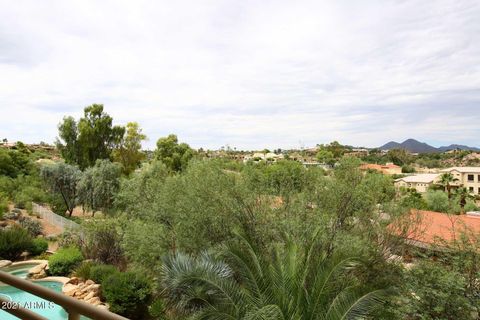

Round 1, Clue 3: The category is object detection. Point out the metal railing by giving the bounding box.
[32,203,80,232]
[0,270,129,320]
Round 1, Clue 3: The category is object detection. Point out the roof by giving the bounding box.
[396,210,480,245]
[441,167,480,174]
[395,174,439,183]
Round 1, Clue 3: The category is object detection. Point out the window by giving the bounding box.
[469,187,474,193]
[478,175,480,182]
[468,174,474,182]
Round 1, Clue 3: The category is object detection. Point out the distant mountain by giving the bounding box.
[378,139,480,153]
[380,141,401,150]
[438,144,480,152]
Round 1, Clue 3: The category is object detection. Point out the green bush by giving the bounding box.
[464,200,478,212]
[74,261,95,280]
[0,226,33,260]
[29,238,49,256]
[149,299,167,320]
[0,197,8,215]
[48,247,84,276]
[19,217,43,237]
[90,264,118,284]
[102,271,151,318]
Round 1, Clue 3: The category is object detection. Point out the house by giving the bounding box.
[392,210,480,248]
[360,163,402,175]
[440,167,480,195]
[243,152,284,163]
[394,174,440,193]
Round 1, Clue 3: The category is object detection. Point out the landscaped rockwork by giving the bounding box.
[61,277,109,310]
[26,260,49,279]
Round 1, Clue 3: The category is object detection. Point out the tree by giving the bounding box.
[40,163,81,216]
[112,122,147,175]
[425,190,450,212]
[56,104,125,169]
[454,187,475,214]
[55,116,80,166]
[77,159,122,216]
[316,149,335,165]
[439,173,459,199]
[159,233,386,319]
[155,134,194,172]
[387,149,414,166]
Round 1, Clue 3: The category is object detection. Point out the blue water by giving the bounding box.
[0,281,68,319]
[1,264,38,279]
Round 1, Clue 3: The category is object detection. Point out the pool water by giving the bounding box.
[1,264,38,279]
[0,281,68,320]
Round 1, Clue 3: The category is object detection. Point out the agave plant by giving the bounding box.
[160,232,386,320]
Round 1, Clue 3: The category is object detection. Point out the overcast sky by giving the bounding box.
[0,0,479,150]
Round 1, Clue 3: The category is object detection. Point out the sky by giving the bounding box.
[0,0,479,150]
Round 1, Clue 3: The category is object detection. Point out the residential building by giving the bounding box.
[360,163,402,175]
[394,174,440,193]
[440,167,480,195]
[243,152,284,163]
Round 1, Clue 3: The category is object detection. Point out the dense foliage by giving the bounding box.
[102,271,151,318]
[0,226,33,260]
[48,247,84,276]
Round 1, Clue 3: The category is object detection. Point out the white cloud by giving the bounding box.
[0,0,479,149]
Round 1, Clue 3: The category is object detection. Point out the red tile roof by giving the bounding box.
[396,210,480,245]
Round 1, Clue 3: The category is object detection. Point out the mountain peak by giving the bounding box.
[379,139,480,153]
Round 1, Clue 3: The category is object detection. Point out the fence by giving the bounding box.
[32,203,80,232]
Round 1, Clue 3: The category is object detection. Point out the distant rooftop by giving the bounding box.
[395,173,439,183]
[441,167,480,173]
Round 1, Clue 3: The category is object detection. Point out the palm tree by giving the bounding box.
[159,233,386,319]
[454,187,475,214]
[439,173,459,199]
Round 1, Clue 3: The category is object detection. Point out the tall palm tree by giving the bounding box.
[159,233,386,320]
[439,173,459,199]
[455,187,475,214]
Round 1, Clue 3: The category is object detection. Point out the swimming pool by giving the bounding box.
[1,264,39,279]
[0,281,68,319]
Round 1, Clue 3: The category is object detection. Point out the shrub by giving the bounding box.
[13,186,45,209]
[74,261,95,280]
[102,271,151,318]
[90,264,117,284]
[29,238,49,256]
[0,226,33,260]
[0,197,8,215]
[426,190,450,213]
[464,200,478,212]
[48,247,84,276]
[19,217,43,237]
[149,299,167,320]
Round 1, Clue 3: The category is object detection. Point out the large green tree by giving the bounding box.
[155,134,194,172]
[40,162,81,216]
[112,122,147,175]
[56,104,125,169]
[77,159,122,216]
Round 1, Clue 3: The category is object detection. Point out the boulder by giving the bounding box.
[97,305,109,310]
[83,291,96,301]
[89,297,101,306]
[28,262,47,275]
[85,279,94,285]
[65,289,77,297]
[62,283,78,294]
[66,277,79,285]
[30,270,46,279]
[0,260,12,268]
